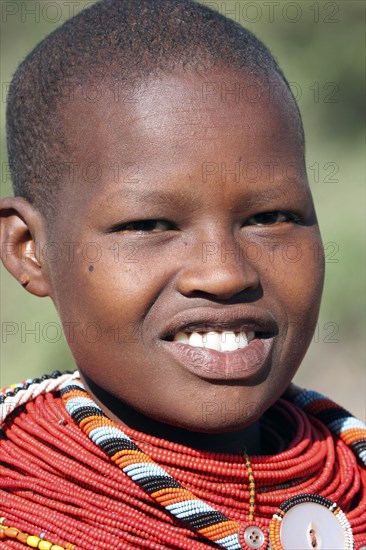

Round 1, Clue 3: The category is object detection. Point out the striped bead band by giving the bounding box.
[61,381,243,550]
[293,390,366,466]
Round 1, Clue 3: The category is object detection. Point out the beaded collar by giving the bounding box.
[1,370,365,466]
[1,370,365,550]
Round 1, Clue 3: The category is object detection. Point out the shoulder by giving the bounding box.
[0,370,78,424]
[285,383,366,467]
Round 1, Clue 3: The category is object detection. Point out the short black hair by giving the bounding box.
[6,0,304,218]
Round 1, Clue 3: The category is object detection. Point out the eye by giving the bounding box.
[244,211,301,227]
[110,219,175,233]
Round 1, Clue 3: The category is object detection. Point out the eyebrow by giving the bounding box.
[104,181,309,210]
[236,182,310,210]
[105,187,199,209]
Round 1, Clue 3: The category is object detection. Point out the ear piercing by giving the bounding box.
[19,272,30,286]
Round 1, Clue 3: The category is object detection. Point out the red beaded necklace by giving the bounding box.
[0,374,365,549]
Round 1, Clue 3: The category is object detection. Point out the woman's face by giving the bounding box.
[46,68,324,433]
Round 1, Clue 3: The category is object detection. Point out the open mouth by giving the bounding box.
[159,308,277,380]
[160,330,275,381]
[164,330,273,353]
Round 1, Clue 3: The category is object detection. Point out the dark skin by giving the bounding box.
[0,67,325,454]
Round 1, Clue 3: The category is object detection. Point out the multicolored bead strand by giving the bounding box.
[242,452,256,523]
[0,519,73,550]
[237,452,269,550]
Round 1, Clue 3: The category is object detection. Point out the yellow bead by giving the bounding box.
[39,542,53,550]
[27,536,41,547]
[51,546,66,550]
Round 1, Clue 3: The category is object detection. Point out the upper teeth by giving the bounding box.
[173,330,255,352]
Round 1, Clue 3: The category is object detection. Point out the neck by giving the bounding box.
[79,372,262,454]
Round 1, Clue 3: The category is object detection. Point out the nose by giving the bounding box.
[176,233,260,300]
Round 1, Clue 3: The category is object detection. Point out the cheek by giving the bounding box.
[258,229,324,301]
[49,241,173,363]
[52,242,154,313]
[259,230,325,351]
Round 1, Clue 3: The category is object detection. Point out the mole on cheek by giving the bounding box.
[88,265,94,272]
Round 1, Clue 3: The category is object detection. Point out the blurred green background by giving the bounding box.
[1,0,365,419]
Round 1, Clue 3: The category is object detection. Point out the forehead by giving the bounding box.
[63,67,302,159]
[57,67,306,218]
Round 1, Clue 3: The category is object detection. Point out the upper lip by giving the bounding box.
[160,305,278,340]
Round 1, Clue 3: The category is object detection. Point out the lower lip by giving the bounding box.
[159,337,274,381]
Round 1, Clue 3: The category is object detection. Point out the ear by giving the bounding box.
[0,196,52,298]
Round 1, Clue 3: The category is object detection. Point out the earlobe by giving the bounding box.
[19,272,31,286]
[0,196,52,298]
